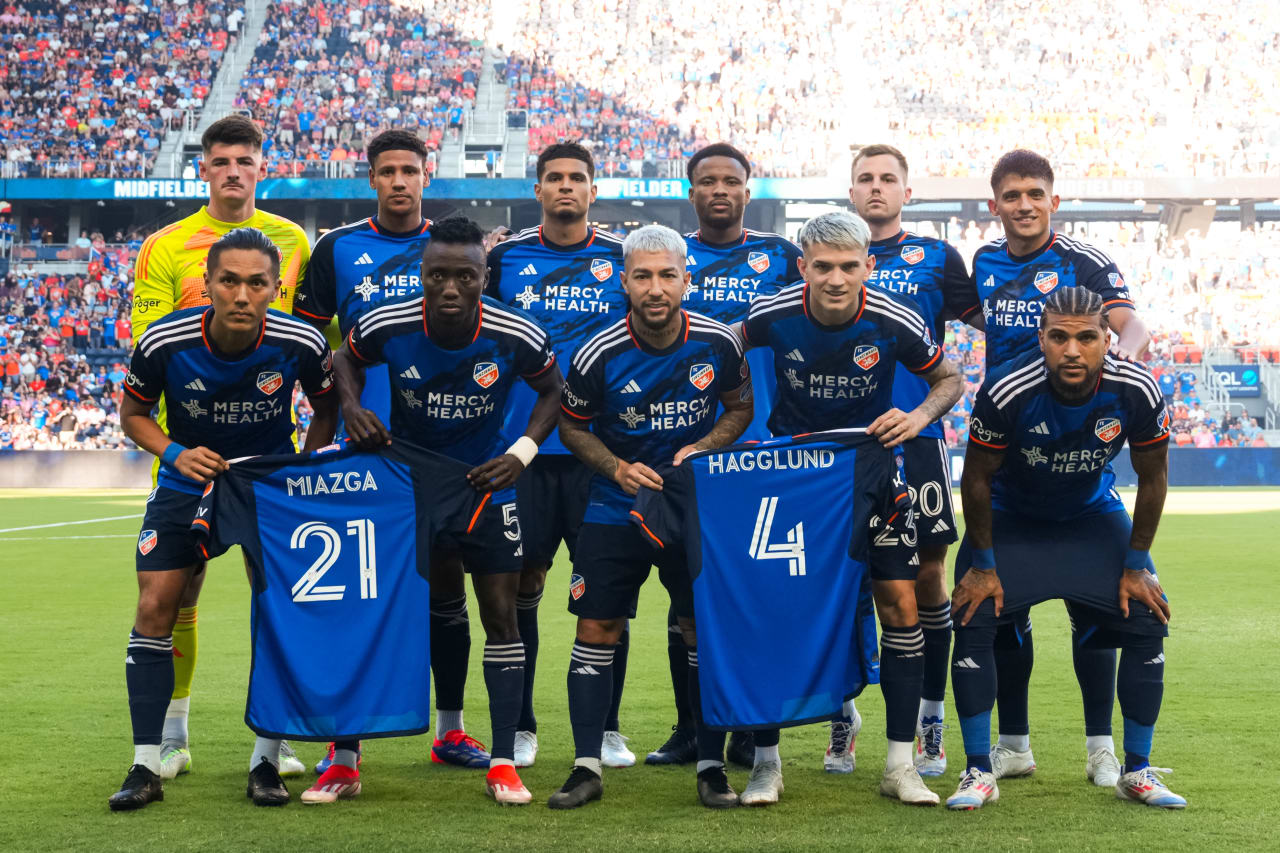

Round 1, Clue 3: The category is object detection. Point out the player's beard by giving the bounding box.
[1047,363,1100,401]
[634,300,679,334]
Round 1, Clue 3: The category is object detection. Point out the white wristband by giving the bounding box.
[506,436,539,467]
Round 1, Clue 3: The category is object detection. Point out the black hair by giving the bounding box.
[536,142,594,181]
[1040,286,1107,328]
[426,217,485,248]
[367,129,429,168]
[201,114,263,153]
[206,228,281,279]
[991,149,1054,193]
[686,142,751,181]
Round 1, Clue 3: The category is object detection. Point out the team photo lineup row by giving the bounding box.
[107,114,1183,814]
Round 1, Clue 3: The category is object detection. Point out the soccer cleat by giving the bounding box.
[697,766,740,808]
[990,743,1036,779]
[277,741,305,778]
[514,731,538,768]
[914,717,947,777]
[946,767,1000,810]
[301,765,362,804]
[157,744,191,780]
[485,764,532,805]
[246,758,290,806]
[547,766,603,810]
[1086,746,1122,787]
[726,731,755,768]
[431,730,490,768]
[315,742,362,775]
[601,731,636,768]
[644,726,696,765]
[824,706,862,774]
[739,760,784,806]
[879,763,940,806]
[1115,766,1187,809]
[108,764,164,811]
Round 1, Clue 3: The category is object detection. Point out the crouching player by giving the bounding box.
[947,286,1185,810]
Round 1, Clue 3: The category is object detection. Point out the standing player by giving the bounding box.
[109,228,338,810]
[130,115,312,780]
[485,143,632,768]
[648,142,802,768]
[332,217,563,806]
[946,287,1183,810]
[845,144,974,776]
[549,224,754,810]
[739,211,962,806]
[956,150,1151,786]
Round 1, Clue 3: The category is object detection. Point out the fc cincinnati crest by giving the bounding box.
[1033,271,1058,294]
[689,363,715,390]
[747,251,770,273]
[590,258,613,282]
[1094,417,1122,443]
[570,574,586,600]
[1108,272,1125,289]
[853,345,880,370]
[473,362,500,388]
[138,529,158,556]
[900,245,924,265]
[256,371,283,395]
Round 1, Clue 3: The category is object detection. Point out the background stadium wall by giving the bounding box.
[0,451,153,489]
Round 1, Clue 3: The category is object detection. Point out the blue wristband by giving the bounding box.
[971,547,996,569]
[161,443,186,467]
[1124,548,1153,573]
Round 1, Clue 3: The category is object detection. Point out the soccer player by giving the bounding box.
[845,144,975,776]
[331,217,563,806]
[957,150,1151,786]
[946,286,1183,811]
[130,115,312,780]
[109,228,338,810]
[549,224,754,810]
[739,211,962,806]
[649,142,802,768]
[485,143,631,768]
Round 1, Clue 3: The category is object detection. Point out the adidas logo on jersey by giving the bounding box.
[399,365,421,380]
[954,657,981,670]
[1028,421,1050,435]
[930,519,951,534]
[686,255,697,267]
[184,378,206,391]
[981,274,994,290]
[354,252,374,266]
[784,349,804,362]
[621,379,642,394]
[519,263,538,276]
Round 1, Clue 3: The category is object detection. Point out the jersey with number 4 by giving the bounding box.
[191,440,490,740]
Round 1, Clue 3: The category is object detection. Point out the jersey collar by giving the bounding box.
[869,230,908,249]
[421,297,482,348]
[201,307,264,359]
[539,225,596,252]
[1005,230,1057,264]
[369,216,431,237]
[626,310,689,355]
[802,282,866,330]
[693,228,747,249]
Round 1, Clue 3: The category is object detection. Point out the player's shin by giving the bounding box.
[686,648,727,770]
[994,616,1033,750]
[918,601,952,723]
[165,605,197,746]
[483,641,526,763]
[604,622,629,732]
[667,607,693,730]
[515,587,543,733]
[430,594,471,735]
[879,624,926,768]
[1072,642,1117,745]
[126,630,175,774]
[1117,635,1164,771]
[951,624,997,772]
[567,640,615,774]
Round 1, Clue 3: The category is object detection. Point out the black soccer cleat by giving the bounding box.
[644,726,697,765]
[547,766,603,810]
[726,731,755,768]
[697,766,740,808]
[109,764,164,811]
[246,758,290,806]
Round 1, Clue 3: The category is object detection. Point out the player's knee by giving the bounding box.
[576,617,623,645]
[518,563,548,596]
[675,616,697,648]
[135,574,187,634]
[913,551,948,606]
[873,579,918,626]
[180,565,206,607]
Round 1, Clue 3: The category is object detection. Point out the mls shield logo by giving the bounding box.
[853,345,880,370]
[256,371,283,395]
[138,529,158,556]
[590,258,613,282]
[900,245,925,265]
[1033,271,1058,294]
[1108,272,1125,290]
[689,363,715,390]
[1094,417,1122,443]
[747,251,770,273]
[473,362,500,388]
[569,574,586,600]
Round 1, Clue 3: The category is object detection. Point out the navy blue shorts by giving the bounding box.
[435,496,523,575]
[136,486,206,572]
[568,522,693,620]
[901,436,957,548]
[515,454,592,566]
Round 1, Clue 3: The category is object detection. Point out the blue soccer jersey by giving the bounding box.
[742,283,942,436]
[968,351,1170,521]
[631,430,914,729]
[346,295,555,466]
[867,231,970,440]
[124,306,335,494]
[191,440,489,740]
[560,310,748,524]
[486,226,627,454]
[966,232,1135,369]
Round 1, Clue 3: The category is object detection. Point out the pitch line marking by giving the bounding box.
[0,514,144,533]
[0,534,137,541]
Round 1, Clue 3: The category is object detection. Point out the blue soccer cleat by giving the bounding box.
[431,730,491,768]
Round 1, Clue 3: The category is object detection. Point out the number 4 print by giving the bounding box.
[749,497,806,577]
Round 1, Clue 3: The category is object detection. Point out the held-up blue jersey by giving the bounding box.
[631,430,915,729]
[125,306,334,495]
[867,232,970,440]
[742,283,942,436]
[966,232,1135,369]
[486,226,627,454]
[293,217,432,425]
[191,440,490,740]
[968,352,1170,520]
[685,229,802,443]
[561,311,748,524]
[347,295,556,466]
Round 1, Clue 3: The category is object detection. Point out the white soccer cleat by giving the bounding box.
[513,730,538,768]
[1086,746,1121,787]
[1115,766,1187,809]
[485,764,532,806]
[739,760,784,806]
[601,731,636,768]
[301,766,361,804]
[990,743,1036,779]
[158,745,191,780]
[947,767,1000,810]
[824,707,862,774]
[277,741,306,778]
[914,718,947,777]
[879,763,940,806]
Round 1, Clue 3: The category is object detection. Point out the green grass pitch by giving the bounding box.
[1,489,1276,851]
